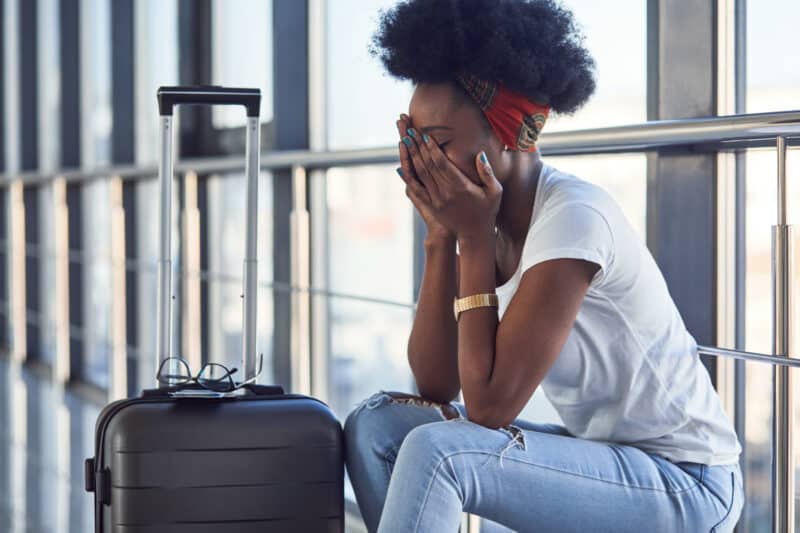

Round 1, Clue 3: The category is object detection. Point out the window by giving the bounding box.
[38,0,60,173]
[745,0,799,114]
[36,0,62,365]
[80,180,112,386]
[211,0,273,128]
[79,0,112,168]
[326,0,414,150]
[320,165,415,420]
[205,171,275,383]
[534,0,647,132]
[134,0,178,165]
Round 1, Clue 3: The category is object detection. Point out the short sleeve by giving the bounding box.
[520,202,615,287]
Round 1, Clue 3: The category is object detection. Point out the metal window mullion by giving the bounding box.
[715,0,738,436]
[272,0,309,391]
[20,0,39,363]
[307,0,329,403]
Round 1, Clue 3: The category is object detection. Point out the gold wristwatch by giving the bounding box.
[453,293,499,321]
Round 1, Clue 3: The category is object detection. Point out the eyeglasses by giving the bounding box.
[156,353,264,393]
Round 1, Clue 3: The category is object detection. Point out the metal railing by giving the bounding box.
[0,109,797,532]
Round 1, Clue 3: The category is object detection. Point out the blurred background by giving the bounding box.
[0,0,798,531]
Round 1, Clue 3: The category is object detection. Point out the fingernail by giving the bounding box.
[422,133,430,144]
[396,167,404,177]
[480,151,488,164]
[407,128,417,139]
[402,136,412,147]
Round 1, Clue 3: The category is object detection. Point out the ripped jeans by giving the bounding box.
[343,390,744,533]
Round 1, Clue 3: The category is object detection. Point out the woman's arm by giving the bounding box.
[407,234,461,404]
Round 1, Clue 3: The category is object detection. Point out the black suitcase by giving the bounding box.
[85,86,345,533]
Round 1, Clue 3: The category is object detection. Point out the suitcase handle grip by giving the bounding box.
[157,85,260,117]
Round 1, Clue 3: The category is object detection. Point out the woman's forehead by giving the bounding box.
[408,82,473,130]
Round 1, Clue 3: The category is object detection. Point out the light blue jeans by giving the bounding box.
[343,389,744,533]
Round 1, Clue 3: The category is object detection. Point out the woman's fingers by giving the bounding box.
[396,157,431,205]
[407,127,442,184]
[416,131,459,190]
[402,132,441,204]
[397,117,423,183]
[398,134,419,181]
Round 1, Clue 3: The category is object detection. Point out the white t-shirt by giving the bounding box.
[490,160,741,466]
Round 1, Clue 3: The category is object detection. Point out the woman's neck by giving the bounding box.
[495,152,543,246]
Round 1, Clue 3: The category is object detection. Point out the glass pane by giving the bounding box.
[325,304,415,422]
[81,180,112,387]
[80,0,112,168]
[4,0,21,174]
[326,0,414,150]
[205,172,274,381]
[536,0,647,132]
[211,0,274,128]
[745,0,800,113]
[328,299,415,506]
[134,0,178,165]
[135,177,181,389]
[325,165,413,302]
[37,0,61,173]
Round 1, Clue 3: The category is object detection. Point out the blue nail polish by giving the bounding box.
[406,128,417,138]
[396,167,404,177]
[402,136,412,147]
[480,151,488,164]
[422,133,430,144]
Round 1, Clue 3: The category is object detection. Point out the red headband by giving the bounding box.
[455,73,550,152]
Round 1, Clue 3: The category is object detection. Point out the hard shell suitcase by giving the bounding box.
[85,86,345,532]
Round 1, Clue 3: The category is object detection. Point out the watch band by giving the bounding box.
[453,293,499,321]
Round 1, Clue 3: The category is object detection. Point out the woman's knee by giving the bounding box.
[343,390,395,438]
[343,389,462,443]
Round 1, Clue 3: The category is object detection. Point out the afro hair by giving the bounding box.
[369,0,597,115]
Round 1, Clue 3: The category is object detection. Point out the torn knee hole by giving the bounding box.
[371,390,463,421]
[497,424,526,467]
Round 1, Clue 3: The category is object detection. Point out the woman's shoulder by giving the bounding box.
[537,162,617,220]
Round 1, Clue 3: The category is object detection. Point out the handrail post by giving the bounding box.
[290,165,311,396]
[771,135,794,533]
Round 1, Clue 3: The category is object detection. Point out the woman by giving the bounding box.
[343,1,744,532]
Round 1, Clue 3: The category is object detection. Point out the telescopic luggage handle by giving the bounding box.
[155,85,262,387]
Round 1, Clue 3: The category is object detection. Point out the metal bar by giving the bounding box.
[290,165,311,396]
[241,116,260,380]
[109,176,127,401]
[777,137,787,226]
[155,115,174,383]
[9,181,26,362]
[181,172,201,371]
[771,135,793,533]
[697,345,800,368]
[0,110,798,187]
